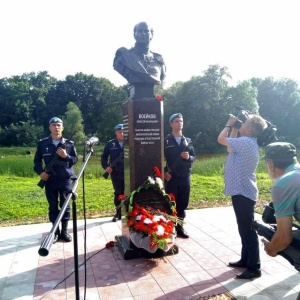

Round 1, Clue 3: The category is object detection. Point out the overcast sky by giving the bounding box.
[1,0,299,88]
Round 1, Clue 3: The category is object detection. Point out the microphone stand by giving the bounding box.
[38,144,96,300]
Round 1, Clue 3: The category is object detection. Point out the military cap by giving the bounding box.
[262,142,297,161]
[49,117,63,124]
[115,124,123,131]
[169,113,183,123]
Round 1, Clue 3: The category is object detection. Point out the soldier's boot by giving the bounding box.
[176,224,189,239]
[117,207,121,220]
[61,221,72,242]
[52,223,60,244]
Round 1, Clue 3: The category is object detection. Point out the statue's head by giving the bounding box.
[133,22,154,45]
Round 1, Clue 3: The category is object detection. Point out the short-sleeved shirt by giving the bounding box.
[272,163,300,222]
[224,137,259,201]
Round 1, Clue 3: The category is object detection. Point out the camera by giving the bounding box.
[251,202,300,271]
[233,109,250,129]
[232,106,278,147]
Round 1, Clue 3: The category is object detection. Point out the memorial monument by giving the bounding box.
[113,22,178,259]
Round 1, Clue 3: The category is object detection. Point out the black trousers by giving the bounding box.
[111,175,124,207]
[232,195,260,272]
[165,176,190,219]
[45,179,72,223]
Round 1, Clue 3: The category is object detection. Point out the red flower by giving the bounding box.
[168,193,176,202]
[153,166,162,178]
[156,95,164,101]
[118,194,127,202]
[127,219,134,227]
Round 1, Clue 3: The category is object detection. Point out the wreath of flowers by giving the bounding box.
[118,166,178,251]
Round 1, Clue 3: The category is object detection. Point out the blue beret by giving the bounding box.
[49,117,63,124]
[169,113,183,123]
[115,123,123,131]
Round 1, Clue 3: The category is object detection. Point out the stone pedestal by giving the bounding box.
[115,95,178,259]
[129,83,155,100]
[123,99,164,194]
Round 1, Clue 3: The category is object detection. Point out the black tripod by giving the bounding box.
[38,144,96,300]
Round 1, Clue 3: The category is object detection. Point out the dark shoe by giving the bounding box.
[61,221,72,242]
[176,226,189,238]
[228,261,247,268]
[112,216,117,222]
[236,270,261,279]
[60,231,72,242]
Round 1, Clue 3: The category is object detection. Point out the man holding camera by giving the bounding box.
[218,113,267,279]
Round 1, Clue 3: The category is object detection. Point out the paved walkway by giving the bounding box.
[1,207,300,300]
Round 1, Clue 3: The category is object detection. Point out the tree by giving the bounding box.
[46,73,127,142]
[254,77,300,143]
[62,102,85,144]
[164,65,232,152]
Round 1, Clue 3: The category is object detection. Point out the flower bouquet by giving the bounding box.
[122,167,179,253]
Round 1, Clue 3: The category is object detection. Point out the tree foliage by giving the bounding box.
[0,67,299,151]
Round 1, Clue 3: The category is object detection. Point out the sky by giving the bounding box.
[1,0,300,88]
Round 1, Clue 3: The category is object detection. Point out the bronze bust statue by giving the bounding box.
[113,22,166,85]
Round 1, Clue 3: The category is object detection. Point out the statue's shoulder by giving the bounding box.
[151,51,165,64]
[115,47,132,56]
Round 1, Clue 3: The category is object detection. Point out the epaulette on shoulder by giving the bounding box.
[116,47,130,55]
[151,51,164,63]
[39,137,48,142]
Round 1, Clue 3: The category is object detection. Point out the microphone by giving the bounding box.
[84,137,99,146]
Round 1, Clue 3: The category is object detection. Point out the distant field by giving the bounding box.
[0,147,272,226]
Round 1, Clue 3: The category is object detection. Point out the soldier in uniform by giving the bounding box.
[33,117,78,243]
[164,113,196,238]
[113,22,166,85]
[101,124,124,222]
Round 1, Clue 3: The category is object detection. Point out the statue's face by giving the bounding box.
[134,23,153,45]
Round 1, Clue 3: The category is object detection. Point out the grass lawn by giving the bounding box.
[0,147,273,226]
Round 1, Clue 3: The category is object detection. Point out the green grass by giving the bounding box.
[0,148,273,226]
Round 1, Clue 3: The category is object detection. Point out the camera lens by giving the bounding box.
[233,119,243,129]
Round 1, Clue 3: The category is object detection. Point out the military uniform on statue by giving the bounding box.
[113,22,166,86]
[164,113,195,238]
[101,124,124,222]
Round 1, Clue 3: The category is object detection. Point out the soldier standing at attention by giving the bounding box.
[101,124,124,222]
[34,117,78,243]
[164,113,195,238]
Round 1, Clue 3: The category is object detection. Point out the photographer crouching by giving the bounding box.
[217,113,267,279]
[261,143,300,291]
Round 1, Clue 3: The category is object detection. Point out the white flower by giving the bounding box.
[148,176,155,185]
[143,218,153,224]
[155,177,164,189]
[136,214,142,221]
[153,215,166,222]
[156,225,165,236]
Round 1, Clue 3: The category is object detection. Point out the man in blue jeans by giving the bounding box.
[218,113,267,279]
